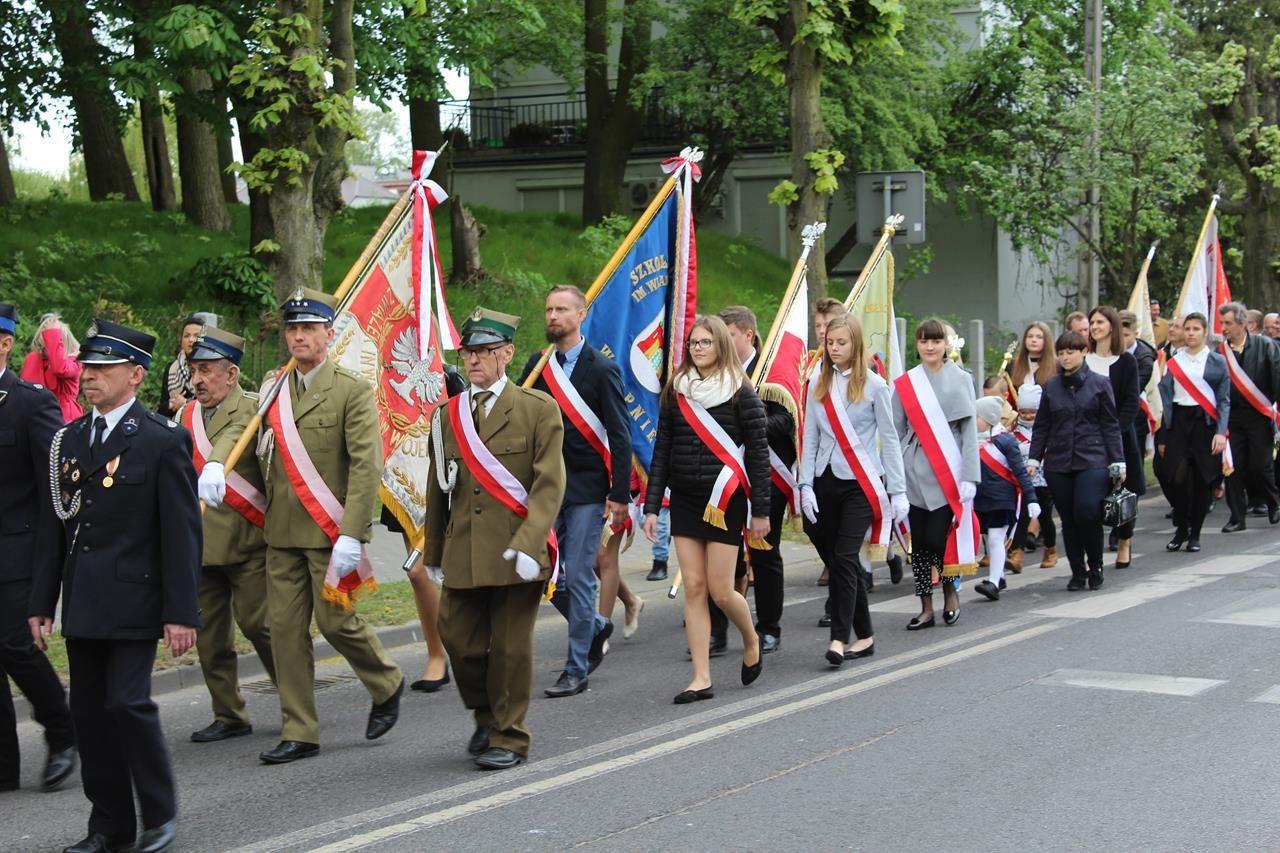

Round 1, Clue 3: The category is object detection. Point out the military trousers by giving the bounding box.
[196,557,276,726]
[438,581,543,756]
[265,546,403,744]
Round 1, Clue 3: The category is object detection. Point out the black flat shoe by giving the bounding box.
[1066,577,1087,591]
[474,747,524,771]
[1114,560,1130,570]
[1222,520,1246,533]
[974,580,1000,601]
[259,741,319,764]
[136,819,176,853]
[673,686,715,704]
[190,720,252,743]
[1270,507,1280,525]
[817,613,832,628]
[906,616,935,631]
[587,621,614,673]
[41,745,77,791]
[467,725,491,756]
[1186,539,1202,553]
[1088,570,1104,590]
[742,652,763,685]
[825,649,845,667]
[943,608,960,625]
[366,677,404,740]
[888,554,904,584]
[410,664,451,693]
[62,833,133,853]
[844,643,875,660]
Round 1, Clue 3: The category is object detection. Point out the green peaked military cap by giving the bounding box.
[460,306,520,347]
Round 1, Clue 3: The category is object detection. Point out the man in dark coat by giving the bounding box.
[1217,302,1280,530]
[29,319,201,853]
[0,303,76,795]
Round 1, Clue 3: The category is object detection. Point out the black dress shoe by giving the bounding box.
[974,580,1000,601]
[1066,577,1087,591]
[862,569,874,591]
[906,616,935,631]
[888,554,904,584]
[998,577,1007,590]
[1186,539,1202,553]
[587,621,614,673]
[1087,570,1104,590]
[259,740,319,764]
[467,725,491,756]
[825,649,844,667]
[673,686,715,704]
[709,637,727,657]
[544,671,588,698]
[844,643,875,660]
[1167,531,1188,552]
[366,677,405,740]
[474,747,524,770]
[741,653,763,685]
[63,833,133,853]
[1108,529,1119,552]
[1114,560,1131,570]
[817,613,832,628]
[1222,520,1246,533]
[410,664,451,693]
[42,745,77,791]
[1249,504,1269,517]
[136,819,176,853]
[943,608,960,625]
[1271,507,1280,525]
[759,633,781,654]
[190,720,253,743]
[646,559,668,582]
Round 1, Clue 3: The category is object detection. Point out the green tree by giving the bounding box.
[0,0,58,204]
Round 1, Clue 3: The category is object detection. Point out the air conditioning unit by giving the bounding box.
[629,180,658,210]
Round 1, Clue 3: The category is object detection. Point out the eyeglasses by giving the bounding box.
[687,338,715,350]
[460,345,505,359]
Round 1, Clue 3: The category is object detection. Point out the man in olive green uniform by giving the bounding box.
[256,288,404,765]
[182,327,277,743]
[425,308,565,771]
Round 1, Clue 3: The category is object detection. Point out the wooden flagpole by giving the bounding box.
[750,222,826,388]
[842,214,904,312]
[1174,193,1220,317]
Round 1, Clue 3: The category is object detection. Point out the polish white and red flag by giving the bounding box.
[1176,212,1231,334]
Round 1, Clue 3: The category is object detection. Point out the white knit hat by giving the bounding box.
[1017,384,1043,410]
[974,395,1005,428]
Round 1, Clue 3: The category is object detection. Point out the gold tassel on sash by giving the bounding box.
[703,503,727,530]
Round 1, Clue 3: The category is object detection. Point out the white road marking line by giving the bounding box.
[1167,554,1276,576]
[1203,606,1280,629]
[1032,574,1218,619]
[302,622,1062,852]
[1249,686,1280,704]
[1036,668,1226,697]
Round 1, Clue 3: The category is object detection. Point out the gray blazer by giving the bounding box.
[1158,350,1231,435]
[891,361,980,511]
[800,370,906,495]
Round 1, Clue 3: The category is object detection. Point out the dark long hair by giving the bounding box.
[1087,306,1124,356]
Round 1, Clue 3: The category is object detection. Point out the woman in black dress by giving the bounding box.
[643,316,771,703]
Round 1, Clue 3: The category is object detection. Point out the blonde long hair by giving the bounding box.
[1011,321,1056,386]
[32,313,78,357]
[815,315,868,404]
[663,315,746,403]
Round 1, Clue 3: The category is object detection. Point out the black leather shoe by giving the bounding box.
[1271,507,1280,525]
[741,652,763,685]
[673,686,715,704]
[906,616,935,631]
[366,677,405,740]
[1186,539,1202,553]
[1108,528,1119,552]
[759,633,781,654]
[190,720,253,743]
[844,643,875,660]
[544,671,588,698]
[474,747,524,771]
[1088,570,1104,590]
[136,819,176,853]
[825,648,844,667]
[1167,531,1188,552]
[975,580,1000,601]
[410,664,451,693]
[1066,577,1087,591]
[62,833,133,853]
[1249,504,1269,517]
[1222,520,1246,533]
[646,559,668,582]
[888,554,904,584]
[42,745,77,791]
[862,569,875,592]
[998,577,1007,590]
[587,621,614,673]
[259,740,319,764]
[817,613,832,628]
[467,725,491,756]
[943,608,960,625]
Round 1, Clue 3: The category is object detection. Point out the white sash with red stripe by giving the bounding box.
[979,428,1022,516]
[1166,353,1233,475]
[267,378,375,609]
[1219,340,1275,421]
[893,366,981,572]
[820,378,891,553]
[543,351,611,473]
[183,401,266,528]
[1139,394,1157,457]
[768,449,800,515]
[676,392,752,529]
[447,389,560,580]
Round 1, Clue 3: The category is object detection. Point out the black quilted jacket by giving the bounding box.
[644,379,771,519]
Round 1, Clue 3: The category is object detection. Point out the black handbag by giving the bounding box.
[1101,480,1138,528]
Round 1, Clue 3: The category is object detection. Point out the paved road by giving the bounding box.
[8,497,1280,852]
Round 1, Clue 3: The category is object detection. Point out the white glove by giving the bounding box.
[800,485,819,524]
[958,481,977,504]
[891,493,910,522]
[425,565,444,585]
[1027,502,1042,520]
[1108,462,1127,480]
[198,462,226,507]
[503,548,541,581]
[332,534,363,578]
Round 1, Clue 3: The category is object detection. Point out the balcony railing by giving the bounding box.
[439,91,688,151]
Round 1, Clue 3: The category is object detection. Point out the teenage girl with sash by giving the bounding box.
[892,318,981,629]
[1157,312,1231,553]
[643,316,771,703]
[800,315,906,665]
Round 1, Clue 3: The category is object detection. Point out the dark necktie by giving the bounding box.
[556,351,567,367]
[91,416,107,460]
[473,390,493,430]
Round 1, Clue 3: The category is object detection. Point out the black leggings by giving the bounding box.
[1045,468,1109,578]
[908,504,955,597]
[813,473,874,643]
[1013,485,1056,549]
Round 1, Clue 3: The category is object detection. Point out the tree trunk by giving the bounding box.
[216,123,239,204]
[176,71,231,231]
[783,1,830,302]
[0,136,15,206]
[692,146,735,223]
[450,194,485,284]
[404,2,444,152]
[824,220,860,273]
[1241,198,1280,309]
[44,1,139,201]
[409,96,444,152]
[134,35,177,212]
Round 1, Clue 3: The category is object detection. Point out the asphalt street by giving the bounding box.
[7,495,1280,852]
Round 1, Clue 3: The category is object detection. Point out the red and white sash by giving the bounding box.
[676,392,753,530]
[447,389,560,581]
[1138,394,1157,456]
[1219,340,1275,421]
[543,351,611,473]
[1166,353,1233,475]
[820,378,891,552]
[768,449,800,515]
[267,377,376,610]
[893,366,981,573]
[183,401,266,528]
[979,428,1022,516]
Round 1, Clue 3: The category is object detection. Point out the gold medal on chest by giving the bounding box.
[102,456,120,488]
[71,469,80,482]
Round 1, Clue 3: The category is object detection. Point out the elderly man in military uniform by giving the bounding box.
[30,318,201,853]
[178,327,277,743]
[0,303,77,795]
[425,307,565,771]
[256,288,404,766]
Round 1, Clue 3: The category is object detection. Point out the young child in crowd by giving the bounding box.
[973,396,1039,601]
[1010,385,1058,569]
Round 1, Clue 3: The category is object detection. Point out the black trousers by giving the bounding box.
[66,638,176,841]
[1045,468,1109,578]
[1226,410,1278,522]
[813,473,874,643]
[712,485,786,642]
[0,580,73,786]
[1012,486,1056,550]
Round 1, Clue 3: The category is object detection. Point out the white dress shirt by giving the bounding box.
[800,369,906,494]
[90,397,138,441]
[1172,347,1209,407]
